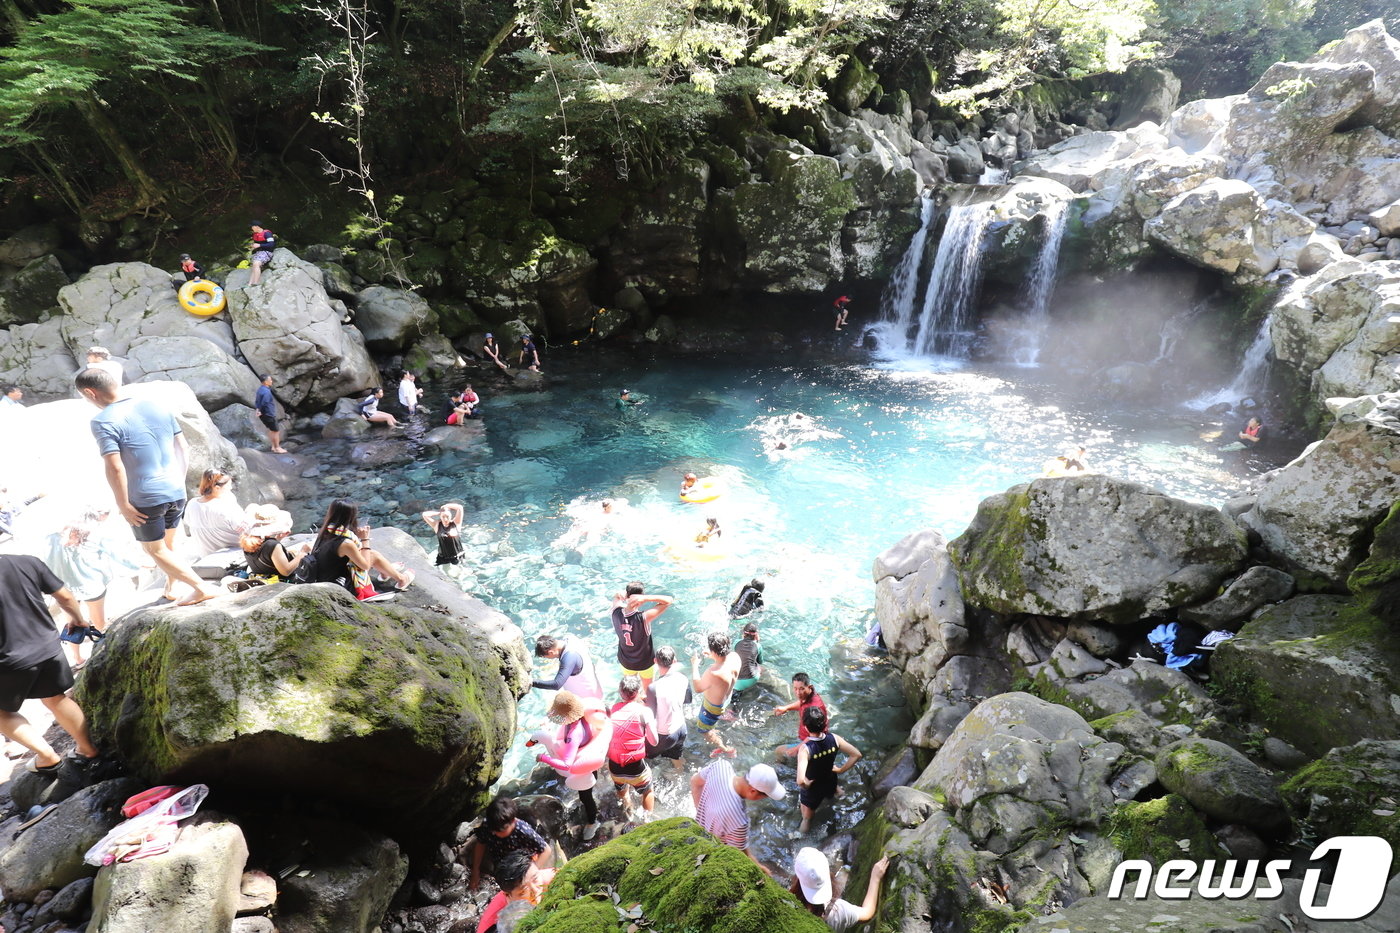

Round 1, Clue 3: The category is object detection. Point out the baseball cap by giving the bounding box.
[485,332,493,339]
[620,388,629,395]
[793,847,833,904]
[746,763,786,800]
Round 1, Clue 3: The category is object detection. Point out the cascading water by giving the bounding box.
[1008,201,1069,366]
[876,196,937,342]
[909,203,997,357]
[1189,315,1273,409]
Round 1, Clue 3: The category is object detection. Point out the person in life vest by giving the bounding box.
[178,253,204,283]
[248,221,277,286]
[1239,416,1265,445]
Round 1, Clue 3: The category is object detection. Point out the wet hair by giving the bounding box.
[802,705,828,736]
[495,851,534,893]
[625,581,644,597]
[483,795,518,832]
[742,622,759,638]
[534,635,559,657]
[750,579,765,592]
[707,631,731,656]
[654,646,675,669]
[86,346,111,360]
[315,499,360,545]
[619,674,641,700]
[792,672,812,688]
[684,472,697,481]
[198,469,226,496]
[74,368,118,395]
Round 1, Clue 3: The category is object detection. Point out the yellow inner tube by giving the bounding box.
[679,478,723,503]
[179,279,226,317]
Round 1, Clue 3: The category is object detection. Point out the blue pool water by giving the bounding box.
[296,344,1276,861]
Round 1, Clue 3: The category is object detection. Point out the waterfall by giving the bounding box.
[1008,201,1069,366]
[910,203,997,357]
[1189,316,1273,409]
[879,196,937,338]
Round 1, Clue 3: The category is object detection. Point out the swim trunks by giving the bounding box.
[696,695,727,733]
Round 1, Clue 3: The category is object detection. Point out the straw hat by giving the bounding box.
[244,504,293,537]
[547,690,586,725]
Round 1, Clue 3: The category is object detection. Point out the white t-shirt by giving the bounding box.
[88,358,124,386]
[824,899,862,931]
[695,759,748,849]
[651,669,690,735]
[183,494,246,555]
[398,378,417,407]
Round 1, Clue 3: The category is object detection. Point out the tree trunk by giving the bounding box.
[74,92,163,209]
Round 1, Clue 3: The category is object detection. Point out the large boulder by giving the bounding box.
[949,475,1248,623]
[1156,737,1289,835]
[57,262,237,358]
[1271,261,1400,404]
[1213,595,1400,756]
[275,822,407,933]
[353,286,438,353]
[0,317,78,398]
[90,814,249,933]
[606,157,708,298]
[1314,19,1400,137]
[0,778,137,902]
[1113,65,1181,128]
[76,533,529,842]
[516,817,828,933]
[1238,411,1400,583]
[124,335,262,411]
[1282,739,1400,851]
[1018,882,1310,933]
[225,250,380,410]
[1143,178,1278,278]
[0,223,61,267]
[1177,565,1296,629]
[872,528,968,706]
[1350,500,1400,624]
[0,254,69,325]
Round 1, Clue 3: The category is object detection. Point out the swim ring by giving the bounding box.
[664,541,730,565]
[679,478,723,503]
[532,697,612,790]
[178,280,226,316]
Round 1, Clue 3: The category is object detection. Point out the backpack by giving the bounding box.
[289,549,321,585]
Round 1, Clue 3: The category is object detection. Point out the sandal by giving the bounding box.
[25,758,61,775]
[393,569,415,591]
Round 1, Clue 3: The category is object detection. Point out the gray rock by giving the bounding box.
[1156,737,1289,834]
[355,286,438,352]
[0,317,78,398]
[1063,660,1218,733]
[1144,179,1278,278]
[1261,737,1309,770]
[1214,823,1269,861]
[1113,65,1181,128]
[1371,199,1400,237]
[211,404,267,450]
[950,475,1248,624]
[348,439,415,468]
[870,745,919,799]
[592,305,632,340]
[884,785,938,828]
[0,255,69,325]
[1282,739,1400,846]
[90,814,248,933]
[1178,565,1295,629]
[233,918,276,933]
[403,333,463,379]
[421,422,488,454]
[299,244,344,264]
[1108,759,1156,800]
[1314,19,1400,136]
[1066,621,1124,657]
[872,529,967,708]
[0,224,61,267]
[1036,638,1108,682]
[35,876,94,924]
[275,824,407,933]
[226,251,380,410]
[316,261,357,302]
[1019,881,1305,932]
[123,335,261,412]
[1090,708,1168,758]
[238,870,278,915]
[0,779,137,902]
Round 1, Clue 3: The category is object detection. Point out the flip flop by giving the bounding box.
[393,570,416,591]
[25,758,61,775]
[15,804,57,833]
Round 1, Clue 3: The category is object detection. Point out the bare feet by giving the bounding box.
[270,447,288,454]
[176,587,219,607]
[710,746,736,758]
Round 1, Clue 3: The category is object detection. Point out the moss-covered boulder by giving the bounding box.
[1350,500,1400,625]
[1282,739,1400,851]
[948,475,1248,623]
[1155,738,1289,835]
[1105,794,1217,864]
[515,817,828,933]
[607,158,709,299]
[1212,595,1400,757]
[77,532,529,843]
[830,57,880,114]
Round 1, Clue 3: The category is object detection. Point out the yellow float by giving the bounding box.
[679,478,723,503]
[178,279,226,316]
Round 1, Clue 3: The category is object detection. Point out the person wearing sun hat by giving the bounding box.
[481,333,508,370]
[530,689,612,841]
[790,846,891,930]
[238,504,309,583]
[690,758,785,873]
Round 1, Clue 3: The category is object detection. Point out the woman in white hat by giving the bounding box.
[790,847,891,931]
[238,505,309,583]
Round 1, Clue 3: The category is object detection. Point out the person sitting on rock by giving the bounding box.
[461,383,481,417]
[519,335,543,372]
[791,847,890,930]
[421,502,464,566]
[482,333,508,371]
[248,221,277,286]
[304,498,413,600]
[357,388,401,428]
[182,469,247,557]
[177,253,204,284]
[469,795,550,892]
[237,505,308,585]
[476,850,557,933]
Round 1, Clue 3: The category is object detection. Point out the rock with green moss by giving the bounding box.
[354,285,438,353]
[1018,883,1308,932]
[1057,659,1219,735]
[1282,739,1400,850]
[514,817,828,933]
[1349,500,1400,625]
[77,530,529,843]
[453,215,596,337]
[607,158,708,300]
[949,475,1248,623]
[830,57,880,114]
[1106,794,1217,863]
[1155,738,1288,835]
[1212,595,1400,756]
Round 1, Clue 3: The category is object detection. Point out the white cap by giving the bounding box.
[793,847,833,904]
[745,763,786,800]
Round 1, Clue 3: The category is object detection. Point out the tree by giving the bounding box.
[0,0,269,209]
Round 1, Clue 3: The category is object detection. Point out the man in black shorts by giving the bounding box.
[645,647,691,772]
[76,369,217,606]
[0,555,101,774]
[254,373,287,454]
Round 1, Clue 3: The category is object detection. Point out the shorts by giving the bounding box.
[0,654,75,712]
[620,664,655,681]
[252,249,274,265]
[646,726,686,761]
[696,695,727,733]
[130,499,187,543]
[259,414,279,432]
[799,782,836,811]
[608,757,653,794]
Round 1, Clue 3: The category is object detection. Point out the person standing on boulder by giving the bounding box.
[833,295,851,331]
[75,368,219,607]
[247,221,277,286]
[0,553,102,776]
[254,374,287,453]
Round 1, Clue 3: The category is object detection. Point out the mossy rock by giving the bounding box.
[728,152,855,292]
[515,817,828,933]
[1106,794,1217,864]
[830,57,880,113]
[1155,738,1288,835]
[1349,500,1400,625]
[76,554,529,844]
[1282,739,1400,851]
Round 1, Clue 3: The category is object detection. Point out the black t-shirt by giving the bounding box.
[0,554,66,671]
[247,538,289,578]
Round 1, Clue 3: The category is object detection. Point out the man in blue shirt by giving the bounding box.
[75,369,217,606]
[254,374,287,453]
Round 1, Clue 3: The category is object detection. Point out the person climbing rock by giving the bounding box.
[248,221,277,286]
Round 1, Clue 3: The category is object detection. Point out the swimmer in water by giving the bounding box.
[694,517,722,548]
[680,472,698,496]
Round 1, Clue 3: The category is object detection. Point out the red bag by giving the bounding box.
[121,785,183,818]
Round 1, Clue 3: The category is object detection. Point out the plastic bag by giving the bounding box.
[84,783,210,866]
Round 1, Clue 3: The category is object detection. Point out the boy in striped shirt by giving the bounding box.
[691,760,785,873]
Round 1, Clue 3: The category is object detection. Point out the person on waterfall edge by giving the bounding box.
[833,295,851,331]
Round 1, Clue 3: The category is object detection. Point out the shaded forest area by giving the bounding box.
[0,0,1393,258]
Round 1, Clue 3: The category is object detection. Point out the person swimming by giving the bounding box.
[695,517,722,547]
